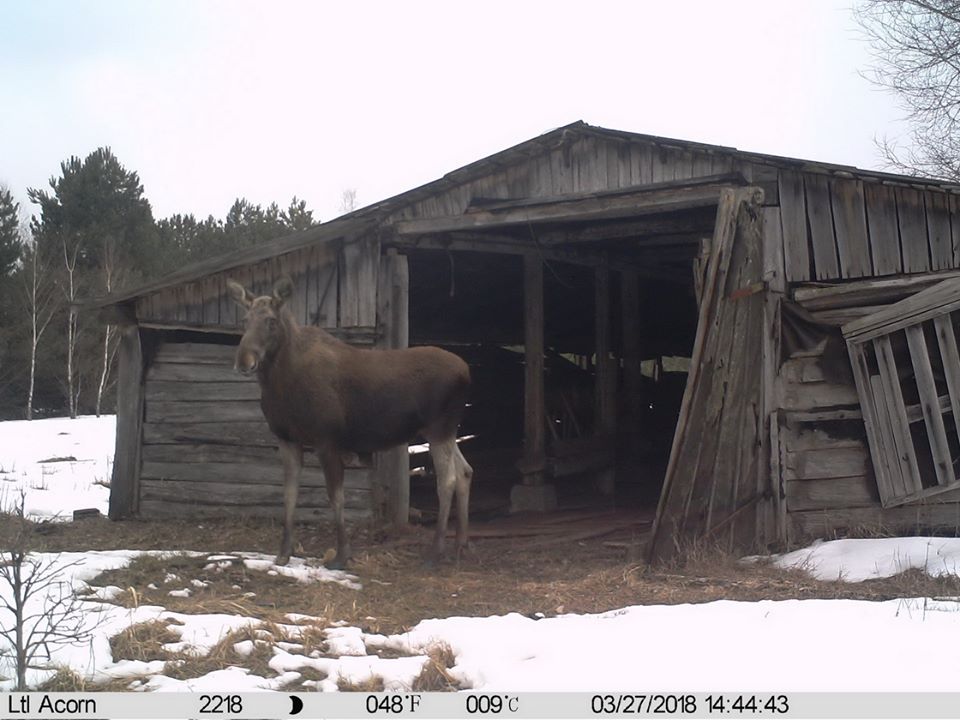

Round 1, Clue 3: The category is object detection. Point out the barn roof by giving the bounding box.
[91,120,960,309]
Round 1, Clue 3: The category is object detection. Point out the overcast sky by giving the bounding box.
[2,0,908,225]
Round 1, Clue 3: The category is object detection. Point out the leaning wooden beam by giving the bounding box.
[793,268,960,311]
[392,182,729,235]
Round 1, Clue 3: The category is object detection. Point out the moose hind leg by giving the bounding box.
[277,440,304,566]
[427,437,457,564]
[320,448,351,569]
[454,445,474,555]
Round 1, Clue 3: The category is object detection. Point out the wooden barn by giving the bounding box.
[92,122,960,563]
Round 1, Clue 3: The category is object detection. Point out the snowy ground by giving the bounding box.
[3,416,960,692]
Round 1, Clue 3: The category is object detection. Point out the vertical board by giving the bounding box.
[952,194,960,267]
[338,236,380,327]
[830,178,872,278]
[897,187,930,273]
[926,191,953,271]
[934,315,960,449]
[863,183,902,276]
[874,335,922,496]
[110,326,145,519]
[778,170,811,281]
[375,252,410,525]
[905,324,954,486]
[803,174,840,280]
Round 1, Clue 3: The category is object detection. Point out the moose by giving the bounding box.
[227,276,473,569]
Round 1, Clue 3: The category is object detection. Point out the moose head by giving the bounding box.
[227,277,294,376]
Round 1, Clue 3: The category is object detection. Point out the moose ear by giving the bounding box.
[272,277,294,307]
[226,279,253,308]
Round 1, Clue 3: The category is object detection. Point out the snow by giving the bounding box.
[4,416,960,693]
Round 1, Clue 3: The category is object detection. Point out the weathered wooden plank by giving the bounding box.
[338,238,378,328]
[110,327,145,519]
[594,263,616,435]
[138,498,370,523]
[781,423,866,452]
[314,260,339,328]
[141,461,372,490]
[830,179,871,278]
[926,191,954,271]
[846,280,960,345]
[147,362,250,383]
[142,443,370,471]
[153,342,237,364]
[897,187,930,273]
[785,476,877,512]
[874,335,923,500]
[145,380,261,403]
[629,144,652,186]
[780,380,859,411]
[803,174,840,280]
[933,315,960,452]
[140,479,370,508]
[790,501,960,540]
[863,183,902,276]
[143,420,277,447]
[783,446,870,480]
[145,400,265,424]
[794,269,960,312]
[905,323,954,486]
[952,194,960,267]
[847,341,901,503]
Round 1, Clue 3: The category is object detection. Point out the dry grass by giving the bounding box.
[163,625,279,681]
[337,674,385,692]
[411,643,460,692]
[110,619,183,662]
[36,667,133,692]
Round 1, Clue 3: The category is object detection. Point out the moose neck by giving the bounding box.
[256,310,299,384]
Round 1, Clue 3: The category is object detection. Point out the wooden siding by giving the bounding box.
[134,239,381,336]
[139,341,374,522]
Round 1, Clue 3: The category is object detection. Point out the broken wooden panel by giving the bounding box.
[648,187,768,563]
[844,278,960,508]
[830,178,872,279]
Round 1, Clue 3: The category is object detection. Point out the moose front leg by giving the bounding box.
[320,447,351,569]
[277,440,304,566]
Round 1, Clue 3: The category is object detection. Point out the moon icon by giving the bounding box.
[289,695,304,715]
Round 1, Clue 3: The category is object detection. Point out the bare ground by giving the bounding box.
[10,510,960,636]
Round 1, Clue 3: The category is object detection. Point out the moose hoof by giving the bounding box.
[275,553,291,566]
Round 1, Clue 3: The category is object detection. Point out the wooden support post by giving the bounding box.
[376,249,411,527]
[621,269,642,432]
[110,325,145,519]
[594,261,617,495]
[523,254,546,483]
[512,254,556,512]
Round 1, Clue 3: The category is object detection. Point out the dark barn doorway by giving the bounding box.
[401,206,706,523]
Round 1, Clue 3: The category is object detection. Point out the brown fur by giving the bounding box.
[227,277,473,568]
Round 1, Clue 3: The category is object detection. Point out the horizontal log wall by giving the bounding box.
[138,341,373,522]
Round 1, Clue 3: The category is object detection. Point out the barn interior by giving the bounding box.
[396,203,717,521]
